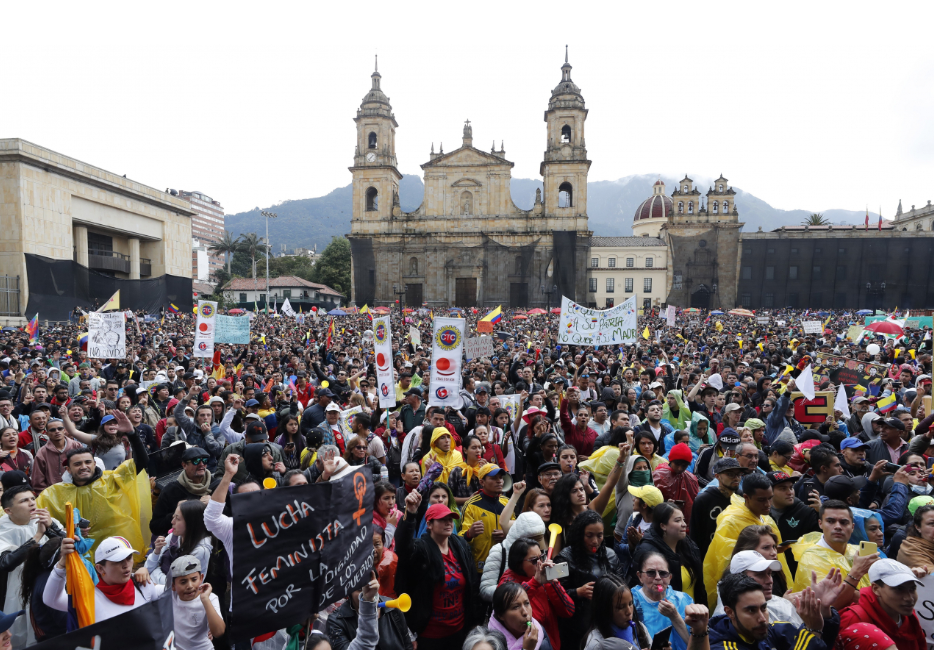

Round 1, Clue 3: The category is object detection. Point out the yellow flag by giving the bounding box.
[96,290,120,312]
[715,321,723,332]
[738,338,743,349]
[642,326,650,340]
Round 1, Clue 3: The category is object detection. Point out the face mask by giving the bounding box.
[911,483,932,495]
[629,470,652,488]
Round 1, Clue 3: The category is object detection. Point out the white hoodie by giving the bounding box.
[479,511,546,602]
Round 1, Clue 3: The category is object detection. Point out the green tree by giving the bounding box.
[236,232,266,281]
[268,255,317,281]
[310,237,352,296]
[802,213,830,226]
[209,230,240,274]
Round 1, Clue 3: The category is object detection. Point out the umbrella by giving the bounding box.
[327,309,347,316]
[450,307,462,312]
[550,308,561,314]
[710,310,724,315]
[728,308,755,317]
[228,308,244,314]
[513,315,528,320]
[816,311,829,317]
[528,308,547,314]
[684,308,700,313]
[856,309,873,315]
[864,320,904,336]
[402,308,414,313]
[373,306,391,313]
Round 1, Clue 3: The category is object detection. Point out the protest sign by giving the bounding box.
[499,394,522,424]
[32,595,174,650]
[193,300,217,357]
[465,335,494,360]
[373,316,395,408]
[811,352,889,396]
[88,311,126,359]
[429,317,465,408]
[409,326,421,345]
[215,314,251,344]
[340,405,363,440]
[905,318,922,329]
[756,316,770,324]
[230,468,375,642]
[666,305,676,327]
[788,391,835,424]
[801,320,823,334]
[917,573,934,645]
[557,295,637,346]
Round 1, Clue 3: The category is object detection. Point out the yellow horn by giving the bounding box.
[547,524,562,559]
[380,593,411,612]
[263,478,277,490]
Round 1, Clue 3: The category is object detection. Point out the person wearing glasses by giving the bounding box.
[30,417,83,493]
[150,447,218,537]
[344,435,383,481]
[632,551,694,650]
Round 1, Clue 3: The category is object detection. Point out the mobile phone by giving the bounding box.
[650,627,672,650]
[545,562,570,581]
[883,463,901,473]
[778,539,798,549]
[859,541,878,556]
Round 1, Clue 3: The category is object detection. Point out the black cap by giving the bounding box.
[475,385,489,394]
[315,388,334,398]
[537,461,561,475]
[305,428,324,448]
[766,470,796,487]
[405,387,423,397]
[717,430,741,451]
[183,372,196,380]
[798,429,830,443]
[0,470,29,493]
[245,421,268,441]
[181,446,209,461]
[824,474,866,501]
[882,417,906,432]
[713,458,751,475]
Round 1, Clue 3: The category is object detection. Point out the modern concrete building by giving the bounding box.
[178,189,225,281]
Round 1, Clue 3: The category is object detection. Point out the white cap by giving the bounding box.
[649,381,663,389]
[175,366,185,372]
[868,558,923,587]
[325,402,342,412]
[730,550,781,574]
[723,403,743,413]
[94,536,137,564]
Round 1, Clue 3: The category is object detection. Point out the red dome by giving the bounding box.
[634,193,672,221]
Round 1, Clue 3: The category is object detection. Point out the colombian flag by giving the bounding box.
[481,306,502,324]
[361,304,373,322]
[326,319,335,348]
[166,303,179,314]
[26,313,38,343]
[876,393,897,414]
[78,332,88,351]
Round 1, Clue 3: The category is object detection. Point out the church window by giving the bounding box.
[561,125,572,143]
[558,182,573,208]
[624,278,632,292]
[712,201,718,214]
[763,293,774,307]
[608,258,616,268]
[589,278,597,292]
[930,221,934,231]
[765,266,775,280]
[645,257,653,268]
[368,132,378,149]
[688,202,694,214]
[365,187,378,212]
[741,266,751,280]
[740,293,750,307]
[683,185,688,192]
[678,202,684,214]
[789,266,798,280]
[515,256,522,275]
[409,257,418,275]
[673,273,683,290]
[722,201,729,213]
[643,278,653,293]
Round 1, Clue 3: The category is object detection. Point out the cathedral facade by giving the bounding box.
[347,55,592,308]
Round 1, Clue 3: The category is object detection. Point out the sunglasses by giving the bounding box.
[47,427,65,433]
[524,554,544,564]
[187,457,209,465]
[354,445,367,451]
[640,569,671,579]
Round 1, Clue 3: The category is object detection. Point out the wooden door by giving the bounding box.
[455,278,477,307]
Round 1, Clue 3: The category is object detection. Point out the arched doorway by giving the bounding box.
[691,284,711,309]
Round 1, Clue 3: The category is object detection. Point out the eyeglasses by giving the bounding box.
[640,569,670,579]
[739,453,759,460]
[188,458,209,465]
[47,427,65,433]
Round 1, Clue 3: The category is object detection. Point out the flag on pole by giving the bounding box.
[64,503,95,629]
[166,303,179,314]
[326,319,335,348]
[26,313,38,343]
[97,290,120,312]
[481,306,503,324]
[876,392,897,413]
[865,209,869,231]
[642,326,650,340]
[361,304,373,321]
[878,212,883,231]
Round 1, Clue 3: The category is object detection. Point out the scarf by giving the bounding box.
[487,612,546,650]
[896,534,934,569]
[177,469,212,496]
[457,460,482,486]
[97,580,136,606]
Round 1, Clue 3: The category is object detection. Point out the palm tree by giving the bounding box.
[208,230,239,274]
[803,213,830,226]
[236,232,266,281]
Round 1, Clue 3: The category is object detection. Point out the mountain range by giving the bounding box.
[225,174,881,252]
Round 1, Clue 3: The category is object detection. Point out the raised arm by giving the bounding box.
[499,481,526,535]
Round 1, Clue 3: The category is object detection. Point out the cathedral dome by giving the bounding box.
[634,182,672,221]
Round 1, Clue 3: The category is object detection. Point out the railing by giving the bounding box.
[0,276,20,316]
[140,258,151,277]
[88,249,130,274]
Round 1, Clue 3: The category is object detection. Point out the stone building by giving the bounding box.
[347,54,592,308]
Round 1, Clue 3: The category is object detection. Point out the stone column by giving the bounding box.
[129,238,140,279]
[74,225,89,266]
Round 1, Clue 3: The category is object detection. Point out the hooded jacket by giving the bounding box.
[839,586,925,650]
[859,412,882,442]
[419,427,463,483]
[686,410,714,454]
[243,442,282,485]
[708,613,830,650]
[662,390,692,432]
[480,512,546,601]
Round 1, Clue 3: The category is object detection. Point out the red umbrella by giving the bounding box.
[228,308,244,314]
[864,320,904,336]
[550,308,561,314]
[513,315,528,320]
[528,308,547,315]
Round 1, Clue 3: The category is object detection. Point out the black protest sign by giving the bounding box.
[230,467,374,642]
[31,594,174,650]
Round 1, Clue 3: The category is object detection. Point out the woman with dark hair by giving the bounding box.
[145,500,212,584]
[499,537,574,650]
[344,435,383,481]
[554,510,622,650]
[729,524,789,597]
[631,430,665,470]
[487,582,552,650]
[582,575,650,650]
[416,482,462,539]
[0,427,32,476]
[556,445,598,500]
[274,413,304,470]
[372,481,401,548]
[550,462,620,542]
[897,503,934,569]
[372,524,398,599]
[449,435,485,504]
[631,503,706,606]
[19,537,66,643]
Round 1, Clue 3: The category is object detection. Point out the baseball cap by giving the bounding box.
[868,558,923,587]
[475,385,489,394]
[730,550,782,574]
[537,461,561,475]
[94,536,137,564]
[478,464,504,480]
[851,396,869,404]
[766,470,796,487]
[908,495,934,515]
[100,414,116,425]
[244,399,260,408]
[882,417,905,431]
[713,458,751,475]
[424,503,457,522]
[723,403,742,414]
[404,387,423,397]
[170,554,202,577]
[0,610,24,634]
[315,388,334,398]
[325,402,342,412]
[627,485,664,507]
[717,429,741,452]
[840,437,869,451]
[245,421,268,441]
[824,475,866,501]
[744,418,765,430]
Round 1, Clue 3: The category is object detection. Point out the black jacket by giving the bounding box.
[555,543,623,650]
[150,475,220,537]
[394,511,480,635]
[771,497,820,576]
[327,597,413,650]
[689,487,732,559]
[631,529,707,607]
[865,437,908,467]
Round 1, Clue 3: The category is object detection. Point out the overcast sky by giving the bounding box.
[4,2,932,218]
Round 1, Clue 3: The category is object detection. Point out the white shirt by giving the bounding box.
[173,591,221,650]
[44,566,159,621]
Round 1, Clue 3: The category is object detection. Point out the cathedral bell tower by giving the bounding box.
[350,56,402,225]
[540,46,591,218]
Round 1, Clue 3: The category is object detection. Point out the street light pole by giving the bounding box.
[261,211,277,314]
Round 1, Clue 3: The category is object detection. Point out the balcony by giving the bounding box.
[140,258,151,277]
[88,249,130,274]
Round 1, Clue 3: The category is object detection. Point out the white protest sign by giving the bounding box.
[557,295,638,347]
[756,316,770,324]
[429,317,465,408]
[372,316,396,409]
[409,326,421,346]
[666,305,676,327]
[465,336,494,360]
[918,573,934,646]
[215,314,250,344]
[339,405,362,440]
[193,300,218,357]
[88,312,126,359]
[802,320,823,334]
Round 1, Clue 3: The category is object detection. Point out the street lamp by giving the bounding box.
[541,283,557,311]
[261,211,277,314]
[392,284,407,313]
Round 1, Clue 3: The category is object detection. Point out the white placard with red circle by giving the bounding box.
[372,315,396,408]
[429,317,465,409]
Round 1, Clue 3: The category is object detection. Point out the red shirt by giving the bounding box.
[420,549,465,638]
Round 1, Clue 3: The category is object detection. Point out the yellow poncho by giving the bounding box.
[580,445,623,522]
[791,531,871,591]
[36,459,152,557]
[702,502,792,607]
[420,427,464,484]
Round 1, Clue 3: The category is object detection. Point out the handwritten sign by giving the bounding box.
[917,573,934,645]
[465,336,494,360]
[230,469,375,642]
[31,595,175,650]
[558,295,637,347]
[666,306,676,327]
[215,314,250,344]
[757,316,770,324]
[88,312,126,359]
[801,320,823,334]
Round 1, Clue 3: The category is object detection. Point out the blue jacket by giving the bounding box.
[709,613,832,650]
[764,392,804,445]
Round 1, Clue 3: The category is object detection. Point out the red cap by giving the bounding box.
[668,443,693,464]
[425,503,457,522]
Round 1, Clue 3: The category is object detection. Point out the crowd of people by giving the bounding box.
[0,304,931,650]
